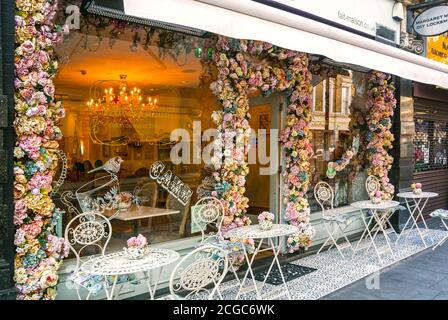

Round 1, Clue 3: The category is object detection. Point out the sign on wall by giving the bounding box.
[413,5,448,37]
[266,0,400,43]
[427,33,448,64]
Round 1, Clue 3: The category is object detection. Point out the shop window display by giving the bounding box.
[307,74,368,213]
[53,28,219,254]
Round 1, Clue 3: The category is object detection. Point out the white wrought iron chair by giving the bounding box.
[315,182,360,257]
[65,211,137,300]
[168,245,229,300]
[430,209,448,250]
[192,196,243,292]
[365,175,381,196]
[65,211,112,299]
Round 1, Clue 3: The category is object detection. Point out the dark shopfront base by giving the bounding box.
[0,0,17,300]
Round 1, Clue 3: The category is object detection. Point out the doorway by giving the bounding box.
[246,93,284,224]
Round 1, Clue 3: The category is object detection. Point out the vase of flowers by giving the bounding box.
[116,192,133,210]
[370,191,382,204]
[258,211,274,230]
[411,183,422,195]
[123,234,149,259]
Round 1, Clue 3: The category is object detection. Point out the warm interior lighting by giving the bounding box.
[87,76,159,128]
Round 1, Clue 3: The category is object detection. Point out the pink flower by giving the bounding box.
[127,234,147,248]
[14,200,28,226]
[21,40,35,55]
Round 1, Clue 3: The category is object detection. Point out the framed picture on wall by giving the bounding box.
[258,113,271,133]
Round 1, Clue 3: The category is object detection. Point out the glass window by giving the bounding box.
[54,28,218,255]
[313,81,325,112]
[308,72,366,212]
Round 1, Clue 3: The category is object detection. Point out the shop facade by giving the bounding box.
[2,0,448,300]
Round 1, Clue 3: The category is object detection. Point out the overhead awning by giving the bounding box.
[82,0,448,88]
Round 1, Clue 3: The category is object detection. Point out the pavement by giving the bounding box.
[323,217,448,300]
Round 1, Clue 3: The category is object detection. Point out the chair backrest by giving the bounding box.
[365,175,380,195]
[169,245,228,300]
[64,211,112,272]
[314,181,335,214]
[139,182,158,207]
[192,197,225,244]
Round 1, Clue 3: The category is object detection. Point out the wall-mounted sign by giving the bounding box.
[427,33,448,65]
[264,0,400,43]
[413,5,448,37]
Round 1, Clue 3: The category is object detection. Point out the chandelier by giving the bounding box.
[87,75,158,128]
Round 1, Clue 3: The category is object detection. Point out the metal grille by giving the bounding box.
[414,118,448,172]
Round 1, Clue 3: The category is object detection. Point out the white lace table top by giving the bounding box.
[350,200,400,210]
[80,248,180,275]
[226,224,300,239]
[396,192,439,199]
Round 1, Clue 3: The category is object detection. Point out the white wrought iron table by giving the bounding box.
[351,200,400,265]
[226,224,300,300]
[396,192,438,248]
[80,248,179,300]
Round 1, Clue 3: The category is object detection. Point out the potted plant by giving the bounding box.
[258,211,275,230]
[123,234,149,259]
[411,183,422,195]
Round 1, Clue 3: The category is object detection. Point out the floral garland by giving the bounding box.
[55,0,199,65]
[326,136,359,179]
[204,36,315,251]
[14,0,69,300]
[365,71,396,199]
[347,110,368,181]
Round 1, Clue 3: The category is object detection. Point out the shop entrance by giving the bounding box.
[246,93,284,224]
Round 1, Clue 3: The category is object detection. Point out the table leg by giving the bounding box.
[354,210,369,252]
[105,275,118,300]
[396,198,423,245]
[143,267,163,300]
[371,211,395,258]
[414,197,434,245]
[133,220,139,235]
[235,239,264,300]
[269,237,292,300]
[362,210,384,265]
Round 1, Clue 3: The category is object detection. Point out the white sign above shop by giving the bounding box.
[413,5,448,37]
[266,0,400,43]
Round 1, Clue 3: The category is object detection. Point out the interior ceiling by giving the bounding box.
[54,32,202,99]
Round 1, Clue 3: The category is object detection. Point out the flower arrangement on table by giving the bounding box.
[123,234,149,260]
[115,192,134,210]
[370,191,383,204]
[411,183,422,195]
[258,211,275,231]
